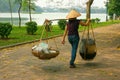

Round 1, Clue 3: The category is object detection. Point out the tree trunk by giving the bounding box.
[86,0,94,19]
[18,2,22,27]
[28,0,32,21]
[9,0,13,25]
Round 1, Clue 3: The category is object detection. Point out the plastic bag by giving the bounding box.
[32,42,59,60]
[32,42,49,54]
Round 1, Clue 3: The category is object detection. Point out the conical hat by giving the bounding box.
[66,9,81,19]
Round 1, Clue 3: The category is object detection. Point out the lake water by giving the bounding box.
[0,13,107,25]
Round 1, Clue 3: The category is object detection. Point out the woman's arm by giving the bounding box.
[79,19,90,26]
[61,25,68,44]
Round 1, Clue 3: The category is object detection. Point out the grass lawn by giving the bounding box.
[0,20,120,47]
[0,25,64,47]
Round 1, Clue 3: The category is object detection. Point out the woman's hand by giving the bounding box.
[87,18,90,21]
[61,39,65,44]
[61,25,68,45]
[87,18,90,26]
[80,18,90,26]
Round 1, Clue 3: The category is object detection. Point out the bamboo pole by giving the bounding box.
[49,18,68,21]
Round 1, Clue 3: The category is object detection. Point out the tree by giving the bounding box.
[8,0,13,25]
[14,0,22,27]
[28,0,32,21]
[22,0,36,21]
[108,0,120,19]
[86,0,94,19]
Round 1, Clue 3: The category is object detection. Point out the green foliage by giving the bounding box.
[0,25,64,47]
[81,18,100,23]
[95,18,100,23]
[58,19,67,30]
[0,20,120,47]
[108,0,120,18]
[0,0,42,13]
[22,0,36,12]
[25,21,37,35]
[0,23,12,39]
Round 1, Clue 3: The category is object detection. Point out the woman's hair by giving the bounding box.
[68,18,76,24]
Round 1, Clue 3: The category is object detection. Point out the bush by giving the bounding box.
[0,23,12,39]
[81,18,100,24]
[25,21,37,35]
[58,19,67,30]
[95,18,100,23]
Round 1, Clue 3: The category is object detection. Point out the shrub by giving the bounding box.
[81,18,100,24]
[0,23,12,39]
[58,19,67,30]
[95,18,100,23]
[25,21,37,35]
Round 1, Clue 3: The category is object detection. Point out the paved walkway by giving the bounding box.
[0,24,120,80]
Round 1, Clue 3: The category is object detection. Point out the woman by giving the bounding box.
[61,9,90,68]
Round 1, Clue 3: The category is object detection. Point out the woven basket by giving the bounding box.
[79,39,96,60]
[32,49,59,60]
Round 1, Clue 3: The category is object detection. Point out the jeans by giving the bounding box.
[68,35,80,65]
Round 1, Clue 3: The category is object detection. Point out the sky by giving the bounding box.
[35,0,107,8]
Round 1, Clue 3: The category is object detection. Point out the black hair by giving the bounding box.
[68,18,76,24]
